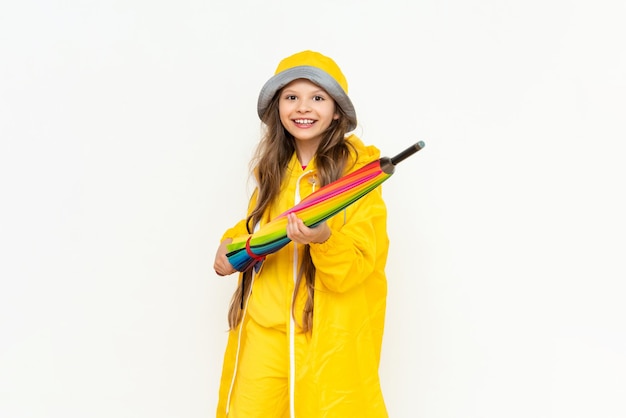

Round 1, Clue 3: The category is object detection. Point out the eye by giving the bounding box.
[313,95,325,101]
[284,94,297,101]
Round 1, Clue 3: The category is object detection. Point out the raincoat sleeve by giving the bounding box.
[220,219,248,242]
[309,185,388,293]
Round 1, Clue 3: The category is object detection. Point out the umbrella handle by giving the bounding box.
[390,141,426,166]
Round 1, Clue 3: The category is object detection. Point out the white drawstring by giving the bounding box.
[225,268,255,415]
[290,242,298,418]
[294,170,313,206]
[225,220,262,415]
[289,169,316,417]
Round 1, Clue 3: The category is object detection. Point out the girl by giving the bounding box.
[214,50,389,418]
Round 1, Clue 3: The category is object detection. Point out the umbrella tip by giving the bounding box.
[390,141,426,166]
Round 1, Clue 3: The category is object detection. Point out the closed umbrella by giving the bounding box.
[227,141,425,272]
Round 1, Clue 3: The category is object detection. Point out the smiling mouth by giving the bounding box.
[293,119,316,125]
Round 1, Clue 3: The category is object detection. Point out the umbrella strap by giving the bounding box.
[245,236,266,262]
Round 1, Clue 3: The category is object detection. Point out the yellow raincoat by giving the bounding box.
[216,135,389,418]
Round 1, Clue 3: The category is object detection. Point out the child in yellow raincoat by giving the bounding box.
[213,50,389,418]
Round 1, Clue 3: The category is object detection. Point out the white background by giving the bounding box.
[1,1,625,417]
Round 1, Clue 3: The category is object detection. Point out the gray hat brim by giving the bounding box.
[257,65,357,132]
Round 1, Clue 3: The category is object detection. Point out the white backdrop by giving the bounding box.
[1,1,625,417]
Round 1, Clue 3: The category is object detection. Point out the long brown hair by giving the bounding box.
[227,89,356,332]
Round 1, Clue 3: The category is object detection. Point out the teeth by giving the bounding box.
[294,119,314,124]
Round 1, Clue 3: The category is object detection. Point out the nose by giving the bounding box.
[296,99,311,113]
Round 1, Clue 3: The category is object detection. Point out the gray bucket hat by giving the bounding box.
[257,50,357,132]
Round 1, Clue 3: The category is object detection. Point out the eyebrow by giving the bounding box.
[282,88,328,96]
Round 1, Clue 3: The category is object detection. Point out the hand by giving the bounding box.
[286,213,331,245]
[214,238,237,276]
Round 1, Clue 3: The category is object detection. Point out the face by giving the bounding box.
[278,79,339,149]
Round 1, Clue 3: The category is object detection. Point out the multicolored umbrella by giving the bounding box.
[227,141,426,272]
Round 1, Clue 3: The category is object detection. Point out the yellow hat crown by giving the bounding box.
[274,50,349,94]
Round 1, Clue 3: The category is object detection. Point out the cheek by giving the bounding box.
[278,104,291,121]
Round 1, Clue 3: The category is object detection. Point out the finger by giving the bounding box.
[290,214,305,233]
[287,213,298,237]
